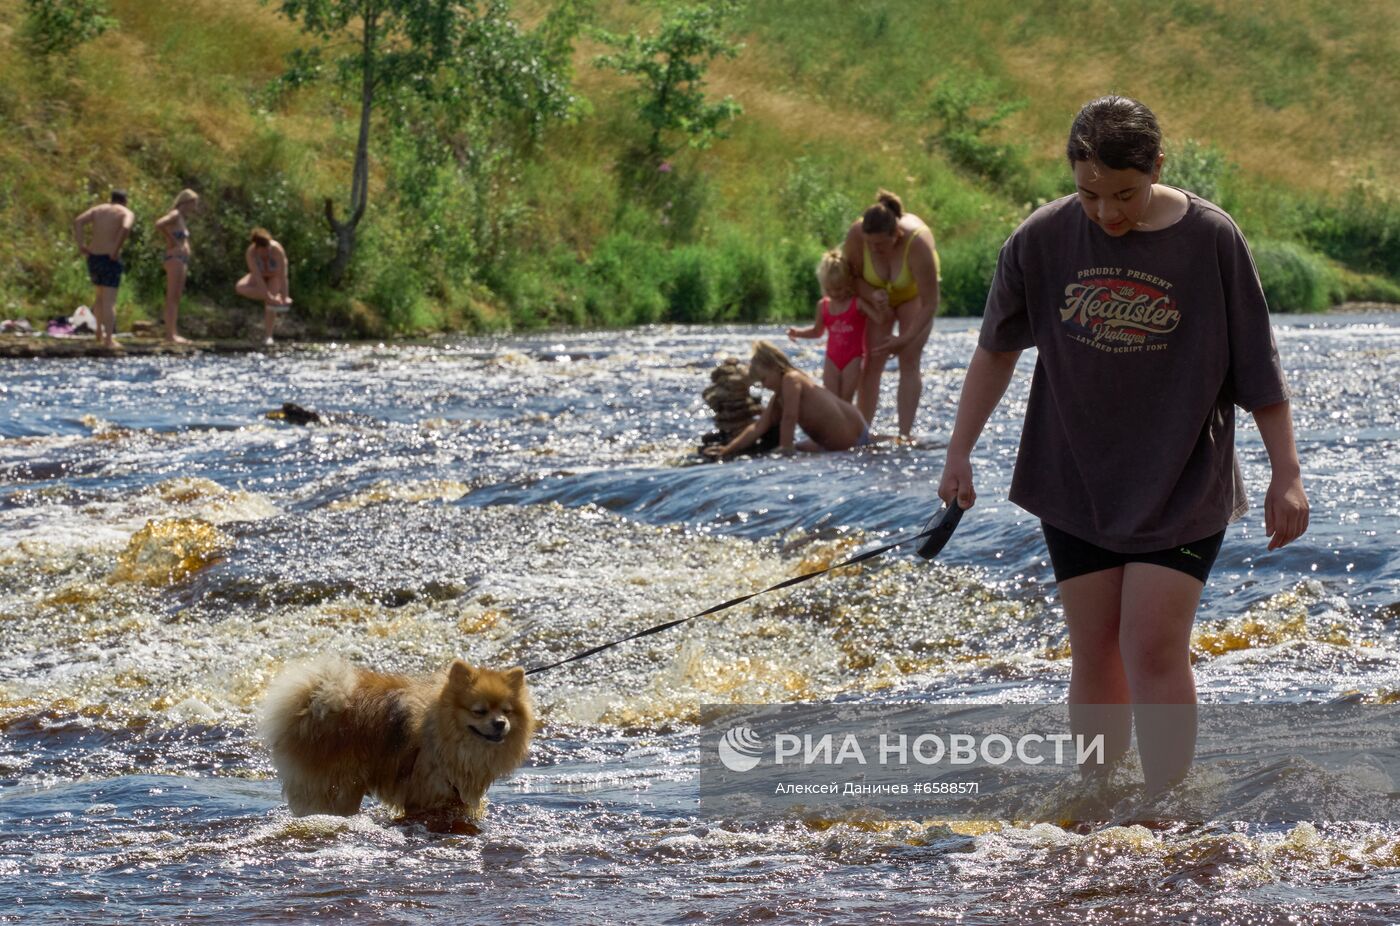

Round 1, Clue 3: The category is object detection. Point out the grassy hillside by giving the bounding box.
[1,0,1397,336]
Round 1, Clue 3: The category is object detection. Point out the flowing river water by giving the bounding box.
[1,315,1398,924]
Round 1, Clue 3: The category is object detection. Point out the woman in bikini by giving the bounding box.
[842,190,941,441]
[154,189,200,343]
[235,227,292,346]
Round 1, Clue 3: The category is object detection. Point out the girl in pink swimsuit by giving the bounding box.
[787,250,869,402]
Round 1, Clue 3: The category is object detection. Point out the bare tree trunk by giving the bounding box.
[649,56,676,158]
[326,9,377,288]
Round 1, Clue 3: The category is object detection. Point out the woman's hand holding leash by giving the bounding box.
[938,452,976,511]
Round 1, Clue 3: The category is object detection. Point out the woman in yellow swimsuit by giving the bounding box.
[842,190,941,440]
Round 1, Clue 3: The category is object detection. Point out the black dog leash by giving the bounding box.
[523,503,964,677]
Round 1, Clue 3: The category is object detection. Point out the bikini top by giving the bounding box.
[172,229,190,241]
[255,249,281,275]
[862,223,940,306]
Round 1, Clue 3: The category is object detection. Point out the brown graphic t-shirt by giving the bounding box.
[979,190,1289,553]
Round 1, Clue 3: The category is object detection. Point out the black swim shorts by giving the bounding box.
[1041,521,1225,584]
[87,253,124,289]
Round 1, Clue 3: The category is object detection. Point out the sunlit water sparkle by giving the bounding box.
[2,316,1398,923]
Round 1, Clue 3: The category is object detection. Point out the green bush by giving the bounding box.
[937,231,1004,316]
[1164,139,1236,210]
[613,148,713,245]
[501,261,569,329]
[364,260,433,333]
[714,235,776,322]
[656,165,712,246]
[1303,181,1400,279]
[1334,268,1400,304]
[1251,239,1338,313]
[21,0,115,58]
[664,245,716,322]
[582,227,668,325]
[777,238,826,320]
[924,74,1031,200]
[780,157,856,247]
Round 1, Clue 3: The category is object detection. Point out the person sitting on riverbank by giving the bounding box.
[787,249,871,403]
[73,190,135,349]
[704,341,872,458]
[154,189,200,344]
[235,227,291,346]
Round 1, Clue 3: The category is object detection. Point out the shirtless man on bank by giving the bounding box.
[705,340,874,458]
[73,190,135,348]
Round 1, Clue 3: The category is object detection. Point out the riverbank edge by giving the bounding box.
[4,303,1396,359]
[1329,301,1400,314]
[0,334,289,358]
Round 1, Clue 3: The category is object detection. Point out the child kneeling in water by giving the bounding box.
[786,249,870,402]
[705,341,872,458]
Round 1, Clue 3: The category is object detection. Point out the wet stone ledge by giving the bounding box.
[0,334,283,358]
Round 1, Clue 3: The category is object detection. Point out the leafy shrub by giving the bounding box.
[582,228,668,325]
[592,0,744,158]
[1303,181,1400,279]
[498,254,571,330]
[1165,139,1236,209]
[21,0,115,58]
[656,163,711,246]
[925,74,1029,197]
[780,157,856,247]
[363,257,432,333]
[937,231,1005,316]
[777,238,826,320]
[714,235,776,322]
[1332,268,1400,304]
[613,146,712,245]
[1251,239,1338,313]
[664,245,716,322]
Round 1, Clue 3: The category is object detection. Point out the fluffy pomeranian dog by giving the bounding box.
[260,656,534,831]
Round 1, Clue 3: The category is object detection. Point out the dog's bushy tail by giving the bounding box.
[259,655,359,751]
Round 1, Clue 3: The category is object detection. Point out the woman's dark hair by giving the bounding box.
[861,189,904,235]
[250,227,271,247]
[1066,96,1161,174]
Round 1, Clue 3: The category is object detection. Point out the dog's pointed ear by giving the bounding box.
[504,667,526,689]
[449,659,475,685]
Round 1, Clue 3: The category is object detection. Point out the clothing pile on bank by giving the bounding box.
[44,305,98,337]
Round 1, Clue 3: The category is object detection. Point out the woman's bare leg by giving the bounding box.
[857,315,895,425]
[893,301,932,439]
[162,259,188,342]
[1059,567,1133,773]
[235,274,267,302]
[1118,563,1202,795]
[894,348,924,438]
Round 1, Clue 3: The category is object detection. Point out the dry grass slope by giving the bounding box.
[0,0,1395,326]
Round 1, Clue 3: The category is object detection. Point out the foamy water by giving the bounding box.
[2,317,1398,923]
